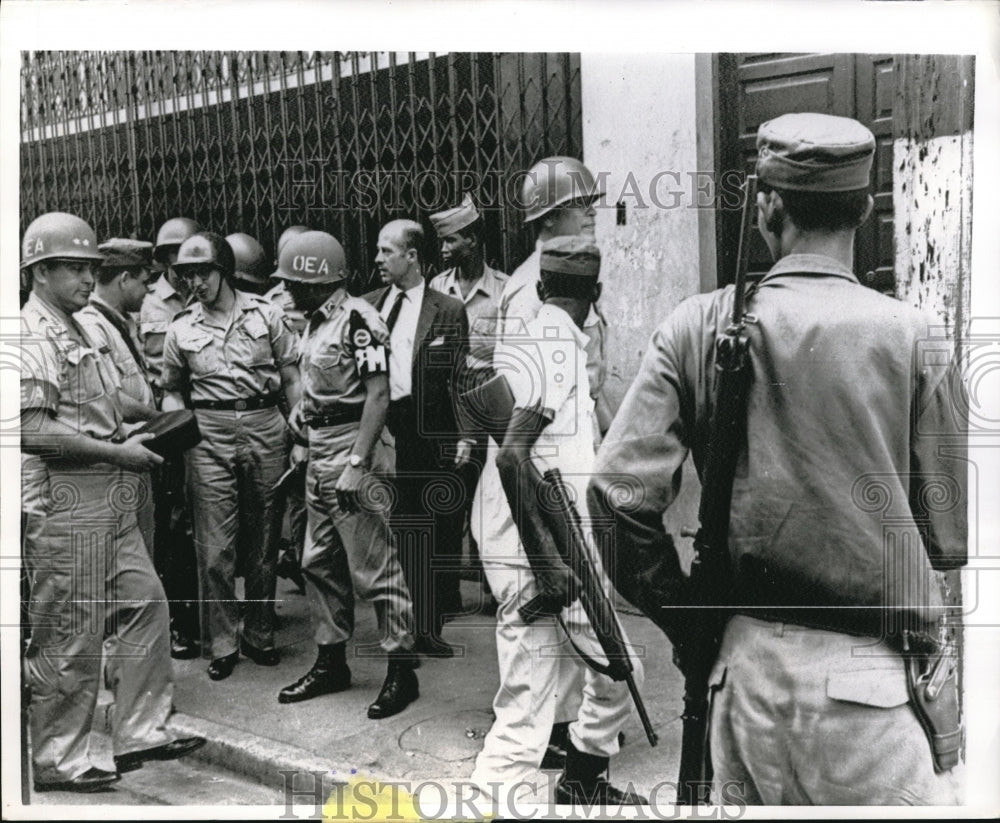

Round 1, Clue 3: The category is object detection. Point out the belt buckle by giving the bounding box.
[235,399,248,412]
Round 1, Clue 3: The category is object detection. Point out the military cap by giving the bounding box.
[429,193,480,237]
[98,238,153,269]
[756,113,875,192]
[540,235,601,277]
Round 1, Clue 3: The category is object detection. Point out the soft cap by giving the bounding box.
[429,193,480,237]
[540,235,601,277]
[98,238,153,269]
[756,112,875,192]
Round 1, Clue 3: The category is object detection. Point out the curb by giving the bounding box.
[168,712,351,795]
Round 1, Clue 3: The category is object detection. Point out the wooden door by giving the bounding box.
[715,53,895,292]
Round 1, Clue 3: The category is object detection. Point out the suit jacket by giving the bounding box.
[364,284,471,454]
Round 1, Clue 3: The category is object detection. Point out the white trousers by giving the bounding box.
[471,562,644,800]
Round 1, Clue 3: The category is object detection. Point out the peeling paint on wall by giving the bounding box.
[894,132,973,339]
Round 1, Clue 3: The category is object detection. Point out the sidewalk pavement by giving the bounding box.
[159,576,686,805]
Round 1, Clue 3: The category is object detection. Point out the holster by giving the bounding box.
[904,636,963,773]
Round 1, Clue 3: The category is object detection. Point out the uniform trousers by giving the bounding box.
[22,461,174,783]
[301,422,415,653]
[709,615,961,805]
[471,562,643,796]
[186,407,287,658]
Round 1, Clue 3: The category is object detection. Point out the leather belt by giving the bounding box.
[191,394,281,412]
[305,405,365,428]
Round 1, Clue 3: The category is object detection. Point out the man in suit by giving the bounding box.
[366,220,474,658]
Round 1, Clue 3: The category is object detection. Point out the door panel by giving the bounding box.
[716,52,895,293]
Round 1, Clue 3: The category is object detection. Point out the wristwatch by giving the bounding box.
[348,453,366,468]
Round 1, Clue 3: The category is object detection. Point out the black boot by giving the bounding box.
[367,654,419,719]
[278,643,350,704]
[554,740,648,805]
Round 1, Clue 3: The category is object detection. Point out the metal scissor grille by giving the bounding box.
[21,51,582,292]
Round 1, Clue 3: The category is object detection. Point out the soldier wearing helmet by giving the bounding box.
[160,232,302,681]
[20,212,204,793]
[227,232,271,296]
[264,223,311,328]
[274,230,420,721]
[140,216,201,394]
[138,216,203,660]
[264,225,311,592]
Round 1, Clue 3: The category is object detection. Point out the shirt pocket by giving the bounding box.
[241,314,275,367]
[63,345,106,404]
[178,331,220,376]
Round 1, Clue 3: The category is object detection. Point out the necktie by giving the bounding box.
[385,290,405,332]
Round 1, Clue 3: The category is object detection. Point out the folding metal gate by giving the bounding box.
[20,51,583,291]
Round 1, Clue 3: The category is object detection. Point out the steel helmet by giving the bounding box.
[174,232,236,279]
[271,224,310,276]
[276,231,347,284]
[154,217,201,262]
[20,212,105,270]
[226,233,270,282]
[520,156,604,223]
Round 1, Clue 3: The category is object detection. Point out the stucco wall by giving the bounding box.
[581,53,705,412]
[581,54,707,554]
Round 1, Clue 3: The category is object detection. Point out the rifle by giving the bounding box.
[519,468,658,748]
[675,174,757,805]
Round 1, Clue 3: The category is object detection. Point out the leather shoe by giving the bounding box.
[113,737,206,773]
[414,635,456,659]
[34,766,120,793]
[367,663,419,719]
[240,639,280,666]
[278,664,351,704]
[207,651,239,681]
[170,631,200,660]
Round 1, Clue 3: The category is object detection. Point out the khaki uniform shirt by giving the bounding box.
[594,252,967,638]
[429,263,508,372]
[77,296,155,407]
[139,274,187,388]
[160,290,298,403]
[299,290,390,419]
[21,292,127,508]
[265,280,308,336]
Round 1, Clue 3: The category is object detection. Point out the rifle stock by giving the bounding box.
[675,174,757,806]
[540,468,659,748]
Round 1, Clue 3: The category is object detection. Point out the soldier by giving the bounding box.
[20,212,203,793]
[140,215,202,659]
[428,194,508,610]
[276,231,420,720]
[77,238,156,409]
[159,232,301,680]
[470,237,645,806]
[590,113,968,804]
[265,224,311,591]
[141,216,200,390]
[227,232,272,296]
[264,223,310,326]
[77,238,158,553]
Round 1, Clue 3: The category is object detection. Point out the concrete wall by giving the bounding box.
[581,54,709,552]
[581,53,705,412]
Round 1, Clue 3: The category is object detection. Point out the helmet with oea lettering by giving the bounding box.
[21,212,105,270]
[275,231,347,284]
